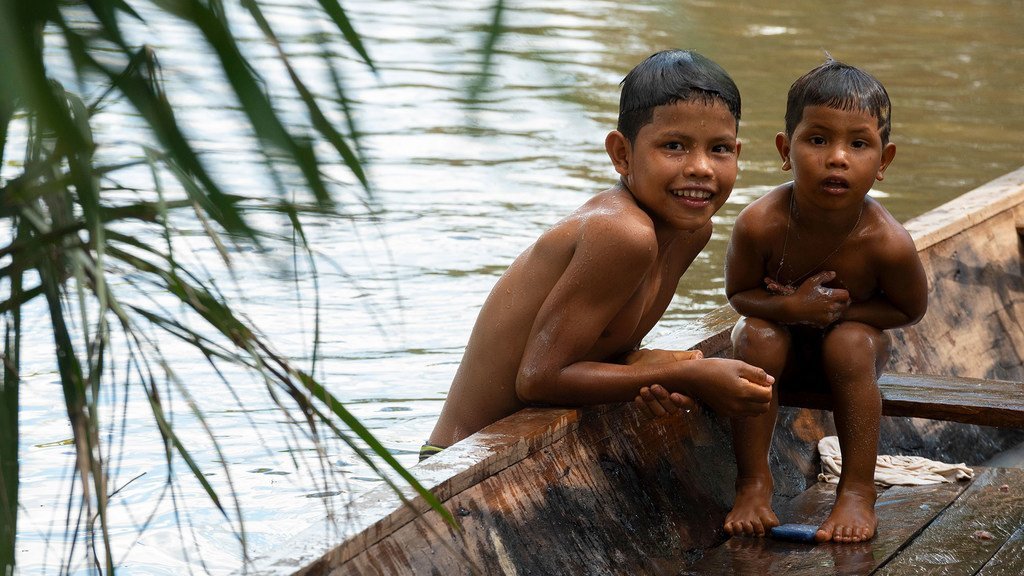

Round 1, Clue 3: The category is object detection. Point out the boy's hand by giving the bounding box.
[626,348,702,418]
[792,271,851,328]
[691,358,774,417]
[763,276,795,296]
[635,384,696,418]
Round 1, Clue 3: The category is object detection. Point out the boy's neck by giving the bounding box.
[616,179,691,247]
[790,183,865,232]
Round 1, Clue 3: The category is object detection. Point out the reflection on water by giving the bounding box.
[14,0,1024,572]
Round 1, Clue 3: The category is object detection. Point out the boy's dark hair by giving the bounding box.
[785,58,892,145]
[617,49,741,143]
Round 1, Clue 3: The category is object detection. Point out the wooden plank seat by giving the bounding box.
[686,466,1024,576]
[781,372,1024,429]
[649,307,1024,430]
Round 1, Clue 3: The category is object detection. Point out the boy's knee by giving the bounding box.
[732,317,789,357]
[823,322,890,371]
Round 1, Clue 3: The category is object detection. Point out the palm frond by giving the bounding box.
[1,0,506,572]
[0,0,462,569]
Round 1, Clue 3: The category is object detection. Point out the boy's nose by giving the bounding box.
[685,152,713,178]
[827,146,850,168]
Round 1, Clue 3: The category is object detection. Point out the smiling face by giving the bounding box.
[607,99,740,232]
[778,105,896,212]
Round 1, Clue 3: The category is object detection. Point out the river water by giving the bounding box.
[13,0,1024,573]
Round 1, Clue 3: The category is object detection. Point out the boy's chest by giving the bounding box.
[826,264,880,302]
[772,227,884,301]
[778,250,879,301]
[599,261,682,349]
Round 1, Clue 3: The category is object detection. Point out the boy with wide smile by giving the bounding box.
[424,50,774,457]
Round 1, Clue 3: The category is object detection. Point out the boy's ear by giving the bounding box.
[605,130,631,177]
[876,142,897,181]
[775,132,791,171]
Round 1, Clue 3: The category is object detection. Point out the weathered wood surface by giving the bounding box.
[252,168,1024,575]
[685,467,1024,575]
[300,404,739,575]
[889,184,1024,384]
[976,527,1024,576]
[257,407,581,574]
[877,467,1024,576]
[683,481,970,575]
[780,372,1024,429]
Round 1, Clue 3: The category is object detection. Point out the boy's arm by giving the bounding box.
[724,208,848,326]
[841,228,927,329]
[625,349,701,417]
[515,218,773,417]
[732,270,852,327]
[729,218,927,330]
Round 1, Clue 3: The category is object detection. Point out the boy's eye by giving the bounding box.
[712,143,735,154]
[809,136,826,145]
[665,142,686,151]
[851,140,868,149]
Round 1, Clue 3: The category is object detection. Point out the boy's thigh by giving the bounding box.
[731,316,792,354]
[822,321,891,376]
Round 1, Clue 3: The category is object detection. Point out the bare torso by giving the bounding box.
[729,181,929,336]
[430,185,709,446]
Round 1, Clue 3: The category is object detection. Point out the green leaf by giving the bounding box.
[314,0,376,72]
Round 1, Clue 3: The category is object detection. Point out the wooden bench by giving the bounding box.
[648,308,1024,430]
[684,466,1024,575]
[781,372,1024,429]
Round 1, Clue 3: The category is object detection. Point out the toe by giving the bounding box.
[815,524,834,543]
[835,525,850,542]
[724,521,739,536]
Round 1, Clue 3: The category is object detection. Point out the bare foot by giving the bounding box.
[724,478,779,537]
[815,486,877,543]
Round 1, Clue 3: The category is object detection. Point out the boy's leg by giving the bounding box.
[725,317,788,537]
[818,321,889,543]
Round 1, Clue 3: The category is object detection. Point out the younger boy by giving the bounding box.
[425,50,775,455]
[723,58,928,543]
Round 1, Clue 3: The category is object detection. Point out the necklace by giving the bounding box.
[773,186,863,290]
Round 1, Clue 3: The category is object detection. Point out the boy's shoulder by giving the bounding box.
[862,196,916,249]
[537,187,661,257]
[571,186,663,238]
[734,183,791,235]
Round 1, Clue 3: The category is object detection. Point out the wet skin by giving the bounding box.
[428,99,774,448]
[723,105,928,543]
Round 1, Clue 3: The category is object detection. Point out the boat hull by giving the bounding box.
[256,166,1024,575]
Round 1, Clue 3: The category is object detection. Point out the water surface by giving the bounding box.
[13,0,1024,573]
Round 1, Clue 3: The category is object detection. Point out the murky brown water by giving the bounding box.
[14,1,1024,572]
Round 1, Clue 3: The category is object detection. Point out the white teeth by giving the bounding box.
[672,189,711,199]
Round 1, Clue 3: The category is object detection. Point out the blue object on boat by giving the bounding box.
[770,523,819,543]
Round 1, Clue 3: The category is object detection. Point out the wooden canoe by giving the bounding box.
[255,166,1024,575]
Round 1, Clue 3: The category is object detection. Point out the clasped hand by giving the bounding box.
[626,348,701,418]
[626,349,773,419]
[764,270,850,328]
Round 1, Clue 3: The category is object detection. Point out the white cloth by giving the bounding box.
[817,435,975,486]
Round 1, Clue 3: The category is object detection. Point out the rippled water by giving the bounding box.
[13,0,1024,573]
